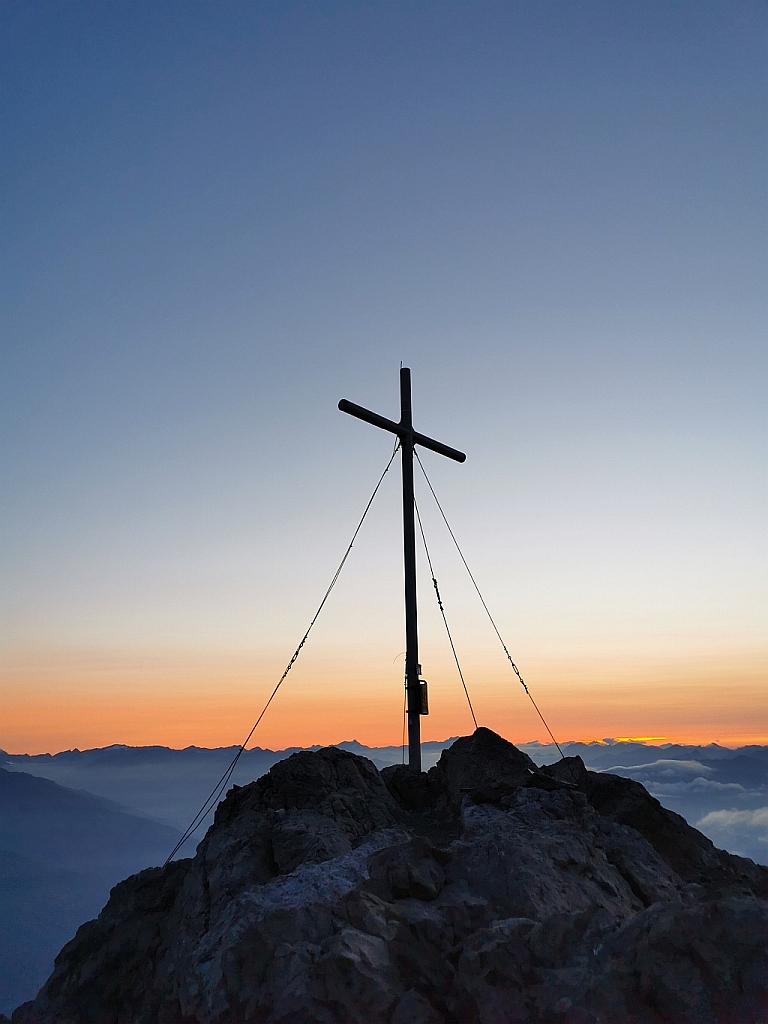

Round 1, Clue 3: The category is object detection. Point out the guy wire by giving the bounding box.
[414,497,478,730]
[164,441,400,864]
[414,450,565,761]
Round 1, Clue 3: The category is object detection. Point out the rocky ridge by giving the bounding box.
[8,728,768,1023]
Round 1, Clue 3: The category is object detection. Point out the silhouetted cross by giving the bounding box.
[339,368,465,772]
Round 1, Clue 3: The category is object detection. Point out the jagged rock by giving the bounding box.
[366,837,448,902]
[12,729,768,1023]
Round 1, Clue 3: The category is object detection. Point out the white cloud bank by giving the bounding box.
[697,807,768,864]
[698,807,768,830]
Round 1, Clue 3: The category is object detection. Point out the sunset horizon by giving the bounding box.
[3,641,765,754]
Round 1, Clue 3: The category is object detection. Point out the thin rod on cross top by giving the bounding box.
[339,368,466,773]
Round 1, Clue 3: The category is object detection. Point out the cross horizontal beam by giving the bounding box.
[338,399,466,463]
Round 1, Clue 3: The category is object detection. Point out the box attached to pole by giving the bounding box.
[406,674,429,716]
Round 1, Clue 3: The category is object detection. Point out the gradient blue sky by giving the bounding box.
[1,1,766,752]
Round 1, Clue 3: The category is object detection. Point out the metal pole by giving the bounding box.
[400,367,421,772]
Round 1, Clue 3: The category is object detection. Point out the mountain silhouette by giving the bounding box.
[0,768,180,1014]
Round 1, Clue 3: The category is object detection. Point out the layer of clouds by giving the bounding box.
[697,807,768,863]
[607,759,715,776]
[699,808,768,828]
[603,760,745,796]
[646,779,744,796]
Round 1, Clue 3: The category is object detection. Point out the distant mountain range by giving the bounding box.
[0,740,456,834]
[1,737,766,1015]
[3,737,766,861]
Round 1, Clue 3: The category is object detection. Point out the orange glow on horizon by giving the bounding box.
[1,645,765,754]
[613,737,669,743]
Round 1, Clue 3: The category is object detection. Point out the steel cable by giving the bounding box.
[164,442,400,864]
[414,450,566,761]
[414,497,478,730]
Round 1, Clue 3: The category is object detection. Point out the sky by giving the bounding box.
[1,0,766,754]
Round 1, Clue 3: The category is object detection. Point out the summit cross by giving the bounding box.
[339,368,466,772]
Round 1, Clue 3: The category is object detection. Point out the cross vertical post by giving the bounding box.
[399,369,421,771]
[338,368,466,772]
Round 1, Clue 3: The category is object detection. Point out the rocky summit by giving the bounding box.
[7,728,768,1024]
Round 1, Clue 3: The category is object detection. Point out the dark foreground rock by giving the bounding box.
[11,729,768,1023]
